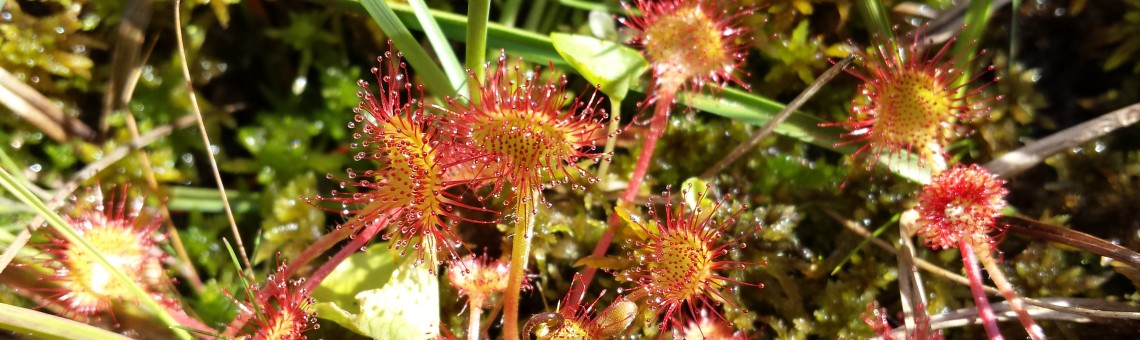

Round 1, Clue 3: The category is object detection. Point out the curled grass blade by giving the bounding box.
[1003,216,1140,269]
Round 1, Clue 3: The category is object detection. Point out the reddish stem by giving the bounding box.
[960,239,1004,339]
[222,218,385,337]
[577,86,677,299]
[975,241,1046,340]
[281,225,354,279]
[300,220,385,293]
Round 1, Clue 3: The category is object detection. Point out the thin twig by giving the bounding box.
[700,56,853,179]
[1003,216,1140,269]
[825,208,1140,321]
[879,297,1140,339]
[896,210,927,335]
[117,34,204,291]
[173,0,251,271]
[0,67,95,142]
[985,102,1140,178]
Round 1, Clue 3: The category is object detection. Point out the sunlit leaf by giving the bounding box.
[312,245,441,339]
[550,33,648,101]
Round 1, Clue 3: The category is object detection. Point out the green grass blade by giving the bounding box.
[466,0,491,103]
[0,302,132,340]
[524,0,551,31]
[224,240,266,326]
[0,147,30,189]
[854,0,894,41]
[500,0,523,26]
[558,0,624,13]
[1010,0,1021,64]
[359,0,455,96]
[0,168,192,340]
[951,0,993,88]
[407,0,467,96]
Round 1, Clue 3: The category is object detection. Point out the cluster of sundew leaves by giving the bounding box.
[3,0,1140,338]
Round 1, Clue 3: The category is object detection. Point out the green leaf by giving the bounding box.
[312,244,398,308]
[550,33,648,100]
[313,245,441,339]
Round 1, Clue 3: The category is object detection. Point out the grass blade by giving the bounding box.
[360,0,456,96]
[679,87,932,183]
[0,302,132,340]
[854,0,894,41]
[381,2,564,67]
[500,0,523,26]
[951,0,993,73]
[407,0,467,96]
[466,0,491,102]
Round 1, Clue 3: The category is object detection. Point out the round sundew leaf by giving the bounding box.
[550,33,648,101]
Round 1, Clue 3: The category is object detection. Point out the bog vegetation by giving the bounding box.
[1,0,1139,339]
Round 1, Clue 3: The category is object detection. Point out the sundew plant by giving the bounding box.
[3,0,1140,339]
